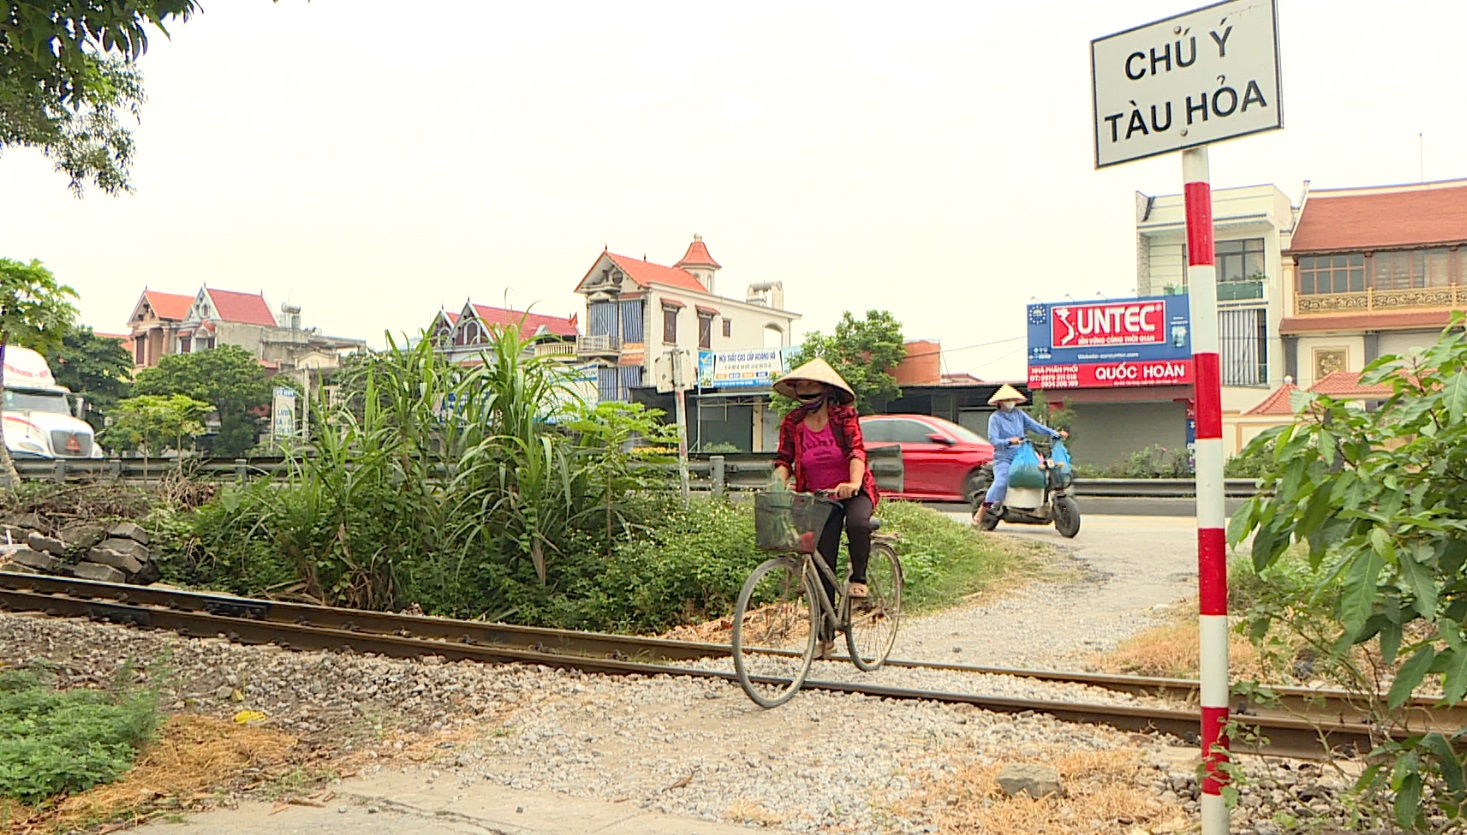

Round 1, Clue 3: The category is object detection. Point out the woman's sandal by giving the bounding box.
[847,582,869,599]
[816,638,836,659]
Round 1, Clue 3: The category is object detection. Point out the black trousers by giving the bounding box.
[814,493,874,628]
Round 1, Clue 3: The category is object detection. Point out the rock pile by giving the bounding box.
[0,517,158,584]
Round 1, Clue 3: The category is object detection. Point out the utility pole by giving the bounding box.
[670,348,691,499]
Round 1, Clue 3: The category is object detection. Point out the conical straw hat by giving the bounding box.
[988,383,1027,405]
[773,357,856,404]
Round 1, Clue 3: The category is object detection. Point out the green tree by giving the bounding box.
[0,258,78,484]
[1229,316,1467,829]
[98,392,208,460]
[132,345,273,457]
[2,1,196,193]
[48,325,134,431]
[2,2,286,194]
[785,310,904,413]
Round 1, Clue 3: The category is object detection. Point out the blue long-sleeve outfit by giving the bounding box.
[985,408,1061,505]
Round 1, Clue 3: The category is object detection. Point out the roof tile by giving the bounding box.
[605,253,707,293]
[1289,182,1467,253]
[1280,309,1457,334]
[467,304,578,340]
[1242,383,1300,416]
[204,289,277,326]
[674,237,721,269]
[1309,371,1394,398]
[143,291,195,322]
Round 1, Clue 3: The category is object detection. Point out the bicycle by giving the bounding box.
[731,490,903,708]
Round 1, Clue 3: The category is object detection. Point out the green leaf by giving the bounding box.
[1389,647,1435,709]
[1444,371,1467,423]
[1420,733,1466,794]
[1400,543,1439,620]
[1339,548,1385,639]
[1394,770,1423,829]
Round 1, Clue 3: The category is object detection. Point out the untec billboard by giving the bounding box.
[1026,295,1193,389]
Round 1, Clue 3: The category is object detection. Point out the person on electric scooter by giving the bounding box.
[974,384,1067,527]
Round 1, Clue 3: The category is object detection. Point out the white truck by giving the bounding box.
[2,345,103,460]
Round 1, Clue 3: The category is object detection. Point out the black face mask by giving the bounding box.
[796,391,827,411]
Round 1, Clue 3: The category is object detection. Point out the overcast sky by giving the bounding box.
[2,0,1464,381]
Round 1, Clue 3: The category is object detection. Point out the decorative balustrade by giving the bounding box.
[1295,284,1466,315]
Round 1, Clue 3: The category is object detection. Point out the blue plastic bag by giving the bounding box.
[1048,439,1073,487]
[1009,441,1046,489]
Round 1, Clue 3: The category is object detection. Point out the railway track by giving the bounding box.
[0,570,1447,761]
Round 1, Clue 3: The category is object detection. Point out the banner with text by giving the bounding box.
[1026,295,1193,389]
[698,347,791,389]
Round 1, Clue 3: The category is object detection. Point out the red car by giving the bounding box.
[859,414,995,503]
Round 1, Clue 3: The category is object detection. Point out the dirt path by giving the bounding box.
[901,513,1203,669]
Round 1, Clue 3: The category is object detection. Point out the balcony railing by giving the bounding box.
[575,334,620,355]
[1217,279,1265,302]
[1294,284,1466,316]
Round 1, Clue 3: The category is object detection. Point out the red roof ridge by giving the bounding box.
[202,288,277,327]
[674,234,721,269]
[604,252,708,293]
[464,302,578,339]
[1243,382,1300,416]
[140,290,196,322]
[1308,371,1394,398]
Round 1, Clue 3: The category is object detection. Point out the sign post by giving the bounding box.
[656,349,694,500]
[1091,2,1281,832]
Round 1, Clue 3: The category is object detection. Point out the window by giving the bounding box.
[1298,254,1364,294]
[887,419,938,444]
[1216,238,1265,282]
[1219,308,1268,386]
[1372,251,1422,290]
[179,334,192,353]
[698,314,713,350]
[722,318,732,338]
[1425,248,1452,287]
[134,335,146,365]
[662,305,678,343]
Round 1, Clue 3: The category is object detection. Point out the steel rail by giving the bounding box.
[0,572,1448,732]
[0,573,1435,761]
[0,586,1384,761]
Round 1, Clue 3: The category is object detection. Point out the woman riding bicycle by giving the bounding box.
[772,359,879,654]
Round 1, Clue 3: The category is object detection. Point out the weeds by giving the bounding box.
[0,662,160,804]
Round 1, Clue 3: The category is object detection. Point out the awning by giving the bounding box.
[660,299,686,309]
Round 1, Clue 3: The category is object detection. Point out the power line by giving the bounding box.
[901,334,1024,361]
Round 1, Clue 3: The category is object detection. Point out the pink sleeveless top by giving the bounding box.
[799,423,848,491]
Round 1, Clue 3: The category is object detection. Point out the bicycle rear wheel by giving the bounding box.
[846,541,902,671]
[731,557,817,708]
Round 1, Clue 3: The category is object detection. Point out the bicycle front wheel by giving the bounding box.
[731,557,817,708]
[846,541,902,671]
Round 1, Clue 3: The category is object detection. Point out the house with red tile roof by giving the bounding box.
[573,235,800,405]
[427,302,580,367]
[126,290,196,368]
[126,286,366,378]
[1282,177,1467,389]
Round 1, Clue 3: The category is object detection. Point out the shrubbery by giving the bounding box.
[0,665,159,804]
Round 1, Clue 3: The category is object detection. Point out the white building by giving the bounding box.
[572,235,801,403]
[1135,183,1296,416]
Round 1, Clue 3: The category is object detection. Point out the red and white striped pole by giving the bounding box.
[1184,145,1229,834]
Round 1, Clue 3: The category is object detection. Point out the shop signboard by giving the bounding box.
[1026,295,1193,389]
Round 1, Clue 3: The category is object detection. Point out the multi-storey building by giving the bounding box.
[126,286,366,382]
[1281,178,1467,388]
[572,235,801,403]
[426,302,579,366]
[1135,183,1295,411]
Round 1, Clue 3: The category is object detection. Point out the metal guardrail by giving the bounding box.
[13,455,1262,499]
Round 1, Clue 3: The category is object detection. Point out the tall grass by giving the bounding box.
[177,327,676,621]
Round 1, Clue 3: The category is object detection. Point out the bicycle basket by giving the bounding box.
[754,492,836,553]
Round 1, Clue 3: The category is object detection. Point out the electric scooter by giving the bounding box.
[975,439,1081,538]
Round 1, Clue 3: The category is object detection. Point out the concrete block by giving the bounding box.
[26,531,66,556]
[106,521,151,545]
[72,562,127,584]
[96,538,149,561]
[59,522,106,551]
[5,547,59,573]
[87,547,145,575]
